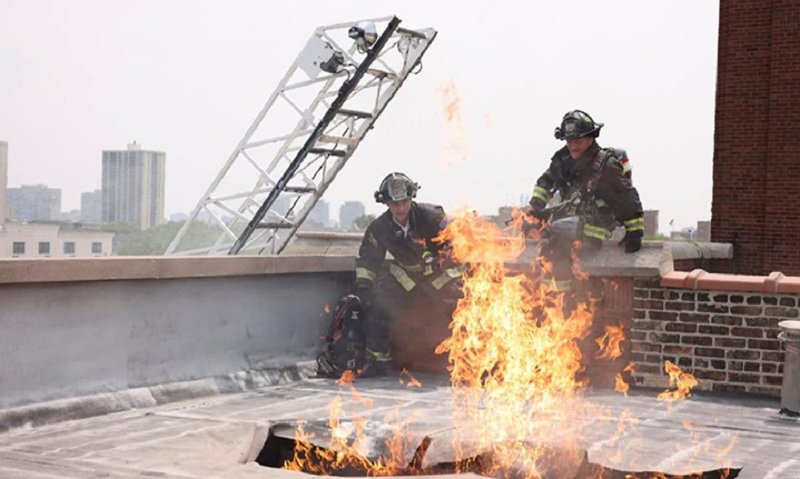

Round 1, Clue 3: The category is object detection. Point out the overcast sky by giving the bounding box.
[0,1,719,231]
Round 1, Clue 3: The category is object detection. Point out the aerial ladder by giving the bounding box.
[165,16,436,255]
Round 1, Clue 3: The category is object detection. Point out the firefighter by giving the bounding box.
[353,172,462,376]
[529,109,644,293]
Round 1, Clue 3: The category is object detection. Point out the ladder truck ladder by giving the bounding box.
[165,16,436,256]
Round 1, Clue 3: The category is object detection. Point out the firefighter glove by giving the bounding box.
[621,230,643,254]
[529,198,548,221]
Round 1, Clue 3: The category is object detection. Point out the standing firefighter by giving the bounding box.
[351,172,462,377]
[529,109,644,293]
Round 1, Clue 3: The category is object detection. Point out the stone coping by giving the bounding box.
[0,255,355,284]
[667,241,733,260]
[0,234,721,285]
[0,240,676,284]
[661,269,800,294]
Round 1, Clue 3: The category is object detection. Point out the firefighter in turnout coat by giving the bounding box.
[354,172,463,376]
[529,110,644,293]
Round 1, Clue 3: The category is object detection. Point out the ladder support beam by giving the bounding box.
[165,16,436,257]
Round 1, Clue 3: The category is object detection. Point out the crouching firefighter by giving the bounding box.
[319,172,463,378]
[528,109,644,297]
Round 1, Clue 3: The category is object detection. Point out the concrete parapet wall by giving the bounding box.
[0,255,352,411]
[0,254,354,283]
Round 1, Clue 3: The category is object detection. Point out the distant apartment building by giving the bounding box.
[339,201,365,230]
[102,142,165,230]
[307,199,330,228]
[643,210,659,238]
[0,223,113,258]
[696,220,711,242]
[7,184,61,222]
[81,190,102,223]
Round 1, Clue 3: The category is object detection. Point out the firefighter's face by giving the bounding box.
[566,136,594,160]
[387,198,412,225]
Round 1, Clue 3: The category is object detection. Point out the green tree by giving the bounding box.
[352,214,376,231]
[111,221,224,255]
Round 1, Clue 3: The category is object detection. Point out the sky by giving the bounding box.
[0,1,719,232]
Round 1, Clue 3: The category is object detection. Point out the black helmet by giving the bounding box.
[554,110,603,140]
[374,172,419,203]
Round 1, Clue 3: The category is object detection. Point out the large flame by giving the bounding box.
[286,210,732,478]
[435,212,597,476]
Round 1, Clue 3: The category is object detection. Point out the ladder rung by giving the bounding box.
[283,186,316,193]
[309,148,346,157]
[336,108,373,119]
[257,222,294,229]
[397,27,427,40]
[366,69,397,80]
[318,134,358,147]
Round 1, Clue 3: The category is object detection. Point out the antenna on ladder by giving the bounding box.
[165,16,436,256]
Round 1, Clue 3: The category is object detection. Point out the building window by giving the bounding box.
[64,242,76,254]
[12,242,25,255]
[38,242,50,255]
[91,242,102,254]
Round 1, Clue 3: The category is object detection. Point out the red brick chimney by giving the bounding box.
[712,0,800,275]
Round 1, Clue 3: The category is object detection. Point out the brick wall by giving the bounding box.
[712,0,800,275]
[630,278,798,396]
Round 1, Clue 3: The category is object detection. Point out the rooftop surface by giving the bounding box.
[0,371,797,479]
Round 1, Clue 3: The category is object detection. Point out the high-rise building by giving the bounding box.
[102,142,165,230]
[0,141,7,224]
[7,184,61,222]
[308,199,330,228]
[80,190,102,223]
[339,201,365,230]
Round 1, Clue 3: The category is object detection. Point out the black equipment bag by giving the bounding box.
[316,294,367,378]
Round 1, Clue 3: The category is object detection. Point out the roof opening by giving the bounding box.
[254,421,742,478]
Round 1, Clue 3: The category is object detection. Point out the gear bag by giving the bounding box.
[316,294,368,378]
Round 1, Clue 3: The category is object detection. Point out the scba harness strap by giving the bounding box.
[587,148,614,189]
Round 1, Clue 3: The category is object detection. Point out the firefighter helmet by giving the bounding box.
[554,110,603,140]
[374,172,419,203]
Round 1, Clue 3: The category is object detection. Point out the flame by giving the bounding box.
[570,240,591,281]
[290,210,739,478]
[435,212,597,476]
[437,78,469,167]
[657,360,699,408]
[323,304,331,314]
[614,362,635,397]
[283,370,421,476]
[399,369,422,388]
[595,324,625,360]
[614,373,630,397]
[606,409,639,465]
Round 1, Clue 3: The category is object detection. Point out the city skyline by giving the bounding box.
[0,145,697,235]
[0,141,694,234]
